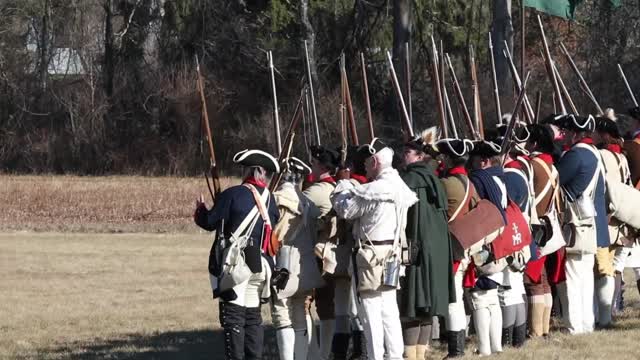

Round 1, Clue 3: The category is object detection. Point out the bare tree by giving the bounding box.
[299,0,318,87]
[39,0,51,91]
[491,0,513,93]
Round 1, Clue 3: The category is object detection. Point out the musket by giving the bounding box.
[444,82,459,139]
[430,36,448,138]
[445,54,479,140]
[559,41,603,115]
[360,53,375,141]
[386,50,414,138]
[268,51,283,153]
[440,41,448,133]
[489,33,503,126]
[340,62,348,166]
[618,64,639,107]
[503,43,535,123]
[304,40,321,145]
[501,72,531,163]
[195,55,221,201]
[405,42,413,127]
[470,45,484,139]
[340,53,359,145]
[552,59,579,115]
[534,91,542,124]
[537,15,567,116]
[269,89,306,191]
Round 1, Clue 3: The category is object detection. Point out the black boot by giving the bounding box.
[512,323,527,348]
[445,330,465,358]
[332,333,350,360]
[349,331,367,360]
[501,326,514,348]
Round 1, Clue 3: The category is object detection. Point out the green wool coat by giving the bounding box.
[399,162,455,319]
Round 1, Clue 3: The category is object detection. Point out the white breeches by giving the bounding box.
[360,290,404,360]
[564,253,595,334]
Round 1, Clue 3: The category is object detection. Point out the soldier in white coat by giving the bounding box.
[330,139,418,360]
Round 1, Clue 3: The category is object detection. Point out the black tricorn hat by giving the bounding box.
[283,156,312,175]
[539,113,565,125]
[233,149,280,173]
[629,107,640,121]
[357,137,388,158]
[434,138,474,158]
[595,117,621,138]
[470,139,502,158]
[496,123,530,143]
[309,145,340,169]
[555,114,596,133]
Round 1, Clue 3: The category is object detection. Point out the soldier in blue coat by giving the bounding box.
[555,115,609,334]
[194,149,280,360]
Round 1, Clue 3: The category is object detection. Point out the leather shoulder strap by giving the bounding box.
[449,175,471,222]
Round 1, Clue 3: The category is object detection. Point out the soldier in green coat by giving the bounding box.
[398,129,455,360]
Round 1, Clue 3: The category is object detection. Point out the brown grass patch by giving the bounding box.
[0,175,239,233]
[3,232,640,359]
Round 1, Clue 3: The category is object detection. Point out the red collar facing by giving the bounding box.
[350,173,368,184]
[607,144,622,154]
[535,153,554,165]
[448,166,468,176]
[244,177,268,188]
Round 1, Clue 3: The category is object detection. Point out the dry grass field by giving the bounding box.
[4,231,640,360]
[3,175,640,360]
[0,175,238,233]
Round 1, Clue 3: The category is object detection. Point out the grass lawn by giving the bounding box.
[3,232,640,359]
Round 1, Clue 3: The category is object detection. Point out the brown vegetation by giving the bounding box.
[3,232,640,359]
[0,175,238,233]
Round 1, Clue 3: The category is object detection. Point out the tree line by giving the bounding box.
[0,0,638,175]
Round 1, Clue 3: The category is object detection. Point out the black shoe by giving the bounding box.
[512,323,527,348]
[445,330,465,358]
[501,326,514,348]
[349,331,367,360]
[332,333,350,360]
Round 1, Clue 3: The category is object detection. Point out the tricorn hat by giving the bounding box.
[539,113,565,125]
[434,138,474,158]
[283,157,312,175]
[358,137,388,158]
[309,146,340,169]
[470,139,502,158]
[595,117,621,138]
[555,114,596,133]
[233,149,280,173]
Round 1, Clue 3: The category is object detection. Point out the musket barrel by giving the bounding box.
[195,55,221,198]
[534,91,542,124]
[386,51,414,138]
[618,64,639,107]
[503,43,535,123]
[360,53,375,141]
[553,60,579,115]
[430,36,448,138]
[537,15,567,115]
[304,41,321,145]
[268,51,283,153]
[445,54,478,140]
[470,45,484,139]
[405,42,413,128]
[559,41,603,115]
[489,34,503,126]
[501,72,531,162]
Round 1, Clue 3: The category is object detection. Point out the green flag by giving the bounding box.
[524,0,583,19]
